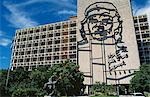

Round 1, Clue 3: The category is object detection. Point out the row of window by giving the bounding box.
[140,60,150,64]
[15,31,76,42]
[135,26,149,31]
[14,46,76,56]
[134,18,147,23]
[14,38,76,49]
[136,33,149,39]
[13,54,76,63]
[16,23,76,36]
[12,59,77,69]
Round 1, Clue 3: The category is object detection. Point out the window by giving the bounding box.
[33,50,37,54]
[30,30,33,34]
[14,59,17,63]
[42,35,46,38]
[139,18,147,22]
[143,42,150,46]
[26,51,31,54]
[70,38,76,42]
[140,26,149,30]
[55,33,60,36]
[33,43,38,46]
[15,52,18,56]
[135,27,139,31]
[32,58,37,61]
[17,39,20,42]
[39,57,44,61]
[134,19,137,23]
[42,28,46,31]
[22,38,26,41]
[62,47,68,51]
[142,34,149,38]
[25,58,30,62]
[47,49,52,52]
[47,41,52,45]
[70,23,76,27]
[29,37,32,40]
[70,46,76,50]
[16,45,19,48]
[49,27,53,30]
[27,44,32,47]
[35,36,39,39]
[54,56,59,60]
[19,32,21,35]
[62,55,67,59]
[62,32,68,35]
[70,31,76,34]
[136,35,140,39]
[41,42,45,46]
[56,26,61,29]
[46,57,51,60]
[36,29,40,32]
[55,40,60,44]
[23,31,27,35]
[21,45,25,48]
[62,39,68,43]
[19,59,23,62]
[63,25,68,28]
[69,54,76,58]
[40,49,44,53]
[48,34,53,37]
[54,48,60,52]
[20,52,24,55]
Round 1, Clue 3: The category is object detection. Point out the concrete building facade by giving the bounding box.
[134,14,150,65]
[11,17,77,70]
[77,0,140,85]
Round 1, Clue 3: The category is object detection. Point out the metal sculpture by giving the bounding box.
[78,2,131,86]
[43,76,58,96]
[78,2,128,72]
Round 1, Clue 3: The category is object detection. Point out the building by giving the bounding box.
[134,14,150,64]
[77,0,140,86]
[11,0,141,88]
[11,16,77,70]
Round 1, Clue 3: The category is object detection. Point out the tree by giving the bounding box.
[44,61,85,96]
[0,69,9,96]
[130,64,150,93]
[1,67,50,97]
[0,61,85,96]
[91,82,116,96]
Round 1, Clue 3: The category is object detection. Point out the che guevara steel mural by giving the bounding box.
[78,2,128,72]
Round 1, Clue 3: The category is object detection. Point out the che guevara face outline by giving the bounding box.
[87,13,114,41]
[79,2,123,43]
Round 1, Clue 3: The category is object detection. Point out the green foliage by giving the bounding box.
[0,67,50,97]
[91,82,116,96]
[0,69,9,96]
[130,64,150,92]
[45,61,85,96]
[0,61,84,96]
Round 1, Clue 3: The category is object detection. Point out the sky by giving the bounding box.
[0,0,150,69]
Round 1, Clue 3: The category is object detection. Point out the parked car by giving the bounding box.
[131,92,145,97]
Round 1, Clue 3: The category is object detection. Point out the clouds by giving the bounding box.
[0,31,4,36]
[133,0,150,17]
[0,38,12,47]
[58,10,76,15]
[0,30,12,47]
[3,0,77,29]
[3,2,39,29]
[15,0,76,10]
[133,0,150,27]
[0,56,7,60]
